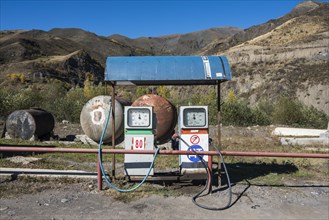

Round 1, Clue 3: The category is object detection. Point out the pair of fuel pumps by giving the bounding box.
[124,106,209,176]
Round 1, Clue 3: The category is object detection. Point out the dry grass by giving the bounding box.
[1,126,328,199]
[238,16,328,47]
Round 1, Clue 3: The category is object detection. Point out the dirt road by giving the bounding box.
[1,178,328,220]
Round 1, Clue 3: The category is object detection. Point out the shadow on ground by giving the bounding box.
[216,162,298,185]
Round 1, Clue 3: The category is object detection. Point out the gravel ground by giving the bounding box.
[0,177,328,220]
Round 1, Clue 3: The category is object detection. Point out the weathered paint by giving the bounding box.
[5,108,54,140]
[80,96,130,144]
[132,94,177,144]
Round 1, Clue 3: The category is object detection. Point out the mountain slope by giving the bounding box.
[0,30,79,64]
[0,28,152,85]
[49,28,153,63]
[200,1,322,55]
[109,27,242,55]
[0,29,100,86]
[211,1,329,116]
[0,1,328,117]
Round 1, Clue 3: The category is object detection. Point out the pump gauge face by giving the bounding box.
[183,108,207,127]
[127,108,151,127]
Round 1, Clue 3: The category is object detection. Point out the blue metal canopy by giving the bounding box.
[104,56,231,85]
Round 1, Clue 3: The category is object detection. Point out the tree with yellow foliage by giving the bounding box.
[157,86,170,98]
[226,89,237,104]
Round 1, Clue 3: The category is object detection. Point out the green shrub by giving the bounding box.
[1,84,327,128]
[157,86,171,99]
[188,87,218,124]
[222,100,254,126]
[63,87,87,122]
[0,80,106,123]
[272,96,304,126]
[134,86,149,99]
[251,106,271,126]
[220,90,271,126]
[0,86,44,119]
[272,96,328,128]
[300,105,328,129]
[256,99,275,117]
[0,88,15,119]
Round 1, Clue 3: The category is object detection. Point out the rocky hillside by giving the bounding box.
[204,1,329,116]
[200,1,325,55]
[0,29,151,86]
[109,27,242,55]
[48,28,153,63]
[0,1,328,116]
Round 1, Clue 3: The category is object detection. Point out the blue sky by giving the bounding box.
[0,0,312,38]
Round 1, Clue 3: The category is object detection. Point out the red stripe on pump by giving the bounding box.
[181,129,208,134]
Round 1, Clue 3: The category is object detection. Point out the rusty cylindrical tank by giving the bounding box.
[132,94,177,145]
[80,95,129,144]
[5,108,55,140]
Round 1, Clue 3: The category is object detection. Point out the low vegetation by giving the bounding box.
[0,79,327,200]
[1,81,327,128]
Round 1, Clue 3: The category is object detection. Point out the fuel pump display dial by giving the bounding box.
[127,108,151,128]
[183,108,207,127]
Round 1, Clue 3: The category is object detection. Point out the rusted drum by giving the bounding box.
[80,95,128,144]
[132,94,177,144]
[6,108,55,140]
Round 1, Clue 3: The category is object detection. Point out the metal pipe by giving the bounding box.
[1,146,329,158]
[2,146,328,191]
[222,151,329,158]
[98,80,108,190]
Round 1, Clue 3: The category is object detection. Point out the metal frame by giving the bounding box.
[104,81,223,189]
[103,56,230,188]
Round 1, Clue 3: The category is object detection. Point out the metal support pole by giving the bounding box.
[217,82,222,186]
[97,159,102,190]
[207,155,213,194]
[217,83,221,148]
[111,82,116,178]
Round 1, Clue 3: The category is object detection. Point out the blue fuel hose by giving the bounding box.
[98,105,159,193]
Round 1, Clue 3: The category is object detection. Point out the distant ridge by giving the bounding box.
[0,0,328,116]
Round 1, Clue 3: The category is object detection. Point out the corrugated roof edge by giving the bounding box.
[104,56,232,85]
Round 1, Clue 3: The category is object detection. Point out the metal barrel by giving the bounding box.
[80,95,129,144]
[5,108,55,140]
[132,94,177,145]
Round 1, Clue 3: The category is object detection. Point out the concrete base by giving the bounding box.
[280,137,329,146]
[273,126,329,146]
[272,127,327,137]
